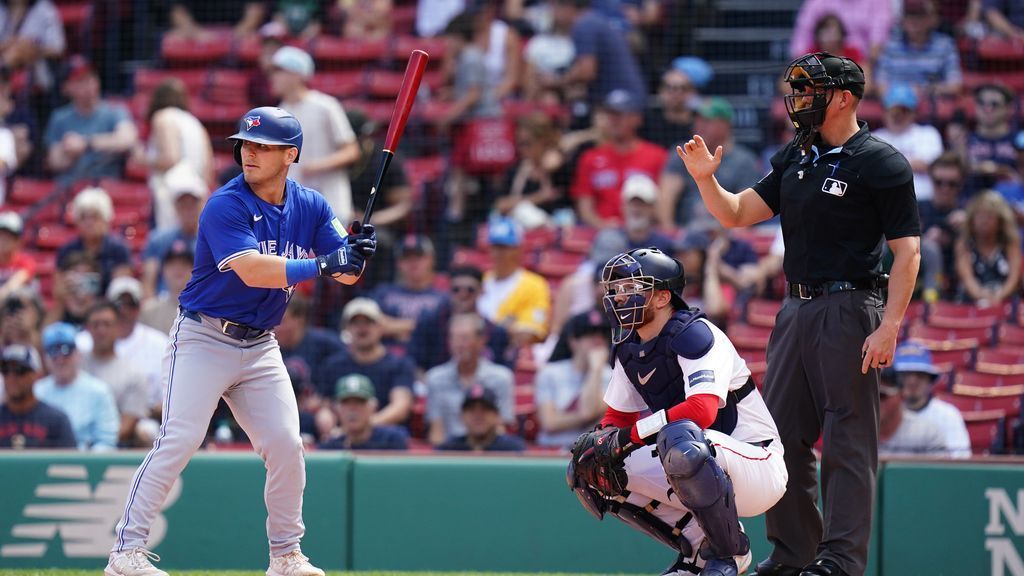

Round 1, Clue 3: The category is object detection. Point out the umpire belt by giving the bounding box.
[788,279,879,300]
[181,308,268,340]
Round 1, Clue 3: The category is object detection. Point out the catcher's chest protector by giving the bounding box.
[614,309,741,436]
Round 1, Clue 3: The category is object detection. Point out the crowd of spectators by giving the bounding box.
[1,0,1024,457]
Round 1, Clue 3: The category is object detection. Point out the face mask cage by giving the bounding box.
[783,57,836,151]
[601,253,655,344]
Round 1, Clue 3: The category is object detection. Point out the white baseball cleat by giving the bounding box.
[266,550,325,576]
[104,548,168,576]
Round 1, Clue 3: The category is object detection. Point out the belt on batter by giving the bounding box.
[787,279,880,300]
[180,308,268,340]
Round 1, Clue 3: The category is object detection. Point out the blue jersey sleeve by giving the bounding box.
[201,195,260,271]
[310,191,348,256]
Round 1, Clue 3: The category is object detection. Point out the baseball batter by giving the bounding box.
[568,248,787,576]
[105,106,377,576]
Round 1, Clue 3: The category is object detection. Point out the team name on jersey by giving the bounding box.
[258,240,312,260]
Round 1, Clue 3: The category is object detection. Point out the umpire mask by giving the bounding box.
[783,52,865,152]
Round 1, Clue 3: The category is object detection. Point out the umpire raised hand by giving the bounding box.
[678,53,921,576]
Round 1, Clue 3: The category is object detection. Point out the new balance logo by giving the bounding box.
[0,465,182,558]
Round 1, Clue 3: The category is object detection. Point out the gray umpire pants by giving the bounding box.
[112,312,306,557]
[762,290,883,576]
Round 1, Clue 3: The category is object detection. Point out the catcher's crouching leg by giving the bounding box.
[657,420,749,575]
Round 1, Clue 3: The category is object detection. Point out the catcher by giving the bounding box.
[568,248,788,576]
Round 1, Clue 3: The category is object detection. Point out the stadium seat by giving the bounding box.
[450,247,491,271]
[937,392,1022,419]
[907,323,993,350]
[745,298,781,328]
[97,179,151,206]
[205,70,250,105]
[727,323,772,350]
[134,68,208,96]
[534,250,585,279]
[559,226,598,254]
[311,37,388,69]
[393,35,447,64]
[926,301,1008,329]
[966,417,1006,454]
[928,348,975,373]
[34,225,76,250]
[953,371,1024,397]
[977,37,1024,65]
[999,324,1024,349]
[8,178,56,205]
[161,30,232,67]
[310,71,366,100]
[976,348,1024,376]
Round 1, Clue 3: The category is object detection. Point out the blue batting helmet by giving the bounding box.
[228,106,303,165]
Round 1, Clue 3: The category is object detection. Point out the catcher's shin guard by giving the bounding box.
[607,500,694,557]
[656,420,749,559]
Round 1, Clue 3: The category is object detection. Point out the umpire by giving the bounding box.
[678,52,920,576]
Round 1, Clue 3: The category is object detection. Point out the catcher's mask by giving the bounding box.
[783,52,865,151]
[601,248,685,344]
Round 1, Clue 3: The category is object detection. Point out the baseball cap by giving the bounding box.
[622,173,658,204]
[696,97,735,123]
[893,342,940,379]
[342,297,383,324]
[670,56,713,89]
[884,83,918,110]
[0,211,23,235]
[1013,130,1024,152]
[334,373,376,401]
[462,385,499,411]
[817,53,866,96]
[396,234,435,258]
[166,163,209,200]
[603,89,643,113]
[272,46,315,80]
[1,344,42,373]
[42,322,78,355]
[107,276,143,303]
[567,309,610,338]
[487,217,523,247]
[64,54,96,84]
[163,239,195,264]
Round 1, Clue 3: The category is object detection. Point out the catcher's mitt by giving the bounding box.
[569,427,633,497]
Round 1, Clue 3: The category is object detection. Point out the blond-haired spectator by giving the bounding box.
[56,187,132,295]
[954,190,1021,305]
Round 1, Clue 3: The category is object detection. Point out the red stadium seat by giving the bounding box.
[534,250,585,279]
[161,30,232,67]
[928,348,974,373]
[311,37,387,69]
[34,225,76,250]
[966,418,1005,454]
[977,37,1024,64]
[206,70,250,105]
[927,301,1008,329]
[976,348,1024,375]
[393,35,447,64]
[450,247,491,271]
[309,71,366,100]
[746,299,781,328]
[97,179,151,207]
[727,323,772,351]
[403,155,447,184]
[907,323,993,350]
[560,226,599,254]
[8,178,56,205]
[953,371,1024,397]
[937,392,1022,419]
[134,68,208,96]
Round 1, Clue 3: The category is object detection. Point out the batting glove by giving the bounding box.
[316,243,365,277]
[349,221,377,259]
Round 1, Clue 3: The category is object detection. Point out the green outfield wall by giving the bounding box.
[0,452,1019,574]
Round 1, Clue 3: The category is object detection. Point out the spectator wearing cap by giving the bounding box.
[436,385,526,452]
[45,55,138,185]
[880,342,971,457]
[140,240,194,334]
[495,111,573,228]
[790,0,893,62]
[961,84,1020,194]
[478,217,551,345]
[873,0,962,98]
[368,234,449,345]
[318,374,409,450]
[0,343,75,449]
[535,310,610,449]
[408,265,511,373]
[81,301,150,446]
[426,313,515,445]
[0,0,64,75]
[56,187,133,295]
[270,45,360,223]
[640,56,710,149]
[620,173,675,254]
[0,212,34,302]
[571,89,667,228]
[547,0,646,110]
[141,163,207,299]
[139,78,213,233]
[318,298,415,427]
[34,322,118,451]
[874,84,944,202]
[275,292,344,395]
[660,97,760,228]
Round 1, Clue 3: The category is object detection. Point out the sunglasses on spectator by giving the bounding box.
[451,284,479,294]
[977,99,1006,109]
[0,363,32,376]
[933,178,961,188]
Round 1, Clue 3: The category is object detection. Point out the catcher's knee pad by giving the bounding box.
[608,500,694,557]
[656,420,748,559]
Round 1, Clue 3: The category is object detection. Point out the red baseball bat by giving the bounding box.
[361,49,429,226]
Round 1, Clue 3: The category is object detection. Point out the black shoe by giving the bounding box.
[660,552,701,576]
[698,557,738,576]
[799,558,848,576]
[755,557,802,576]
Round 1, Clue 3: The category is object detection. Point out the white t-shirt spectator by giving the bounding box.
[0,126,16,204]
[535,359,610,448]
[880,397,972,458]
[416,0,465,37]
[875,123,943,201]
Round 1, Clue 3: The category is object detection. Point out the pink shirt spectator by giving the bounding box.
[790,0,894,60]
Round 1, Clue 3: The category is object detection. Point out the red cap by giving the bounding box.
[65,54,96,84]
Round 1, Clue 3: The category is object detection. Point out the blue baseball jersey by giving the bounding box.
[179,174,348,329]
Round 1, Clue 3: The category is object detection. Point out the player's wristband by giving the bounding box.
[285,258,319,285]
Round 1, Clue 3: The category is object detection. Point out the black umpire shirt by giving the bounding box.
[753,121,920,285]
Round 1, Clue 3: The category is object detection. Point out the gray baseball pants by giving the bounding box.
[111,311,306,556]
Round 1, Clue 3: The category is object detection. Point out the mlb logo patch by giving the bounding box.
[244,116,261,130]
[822,178,847,197]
